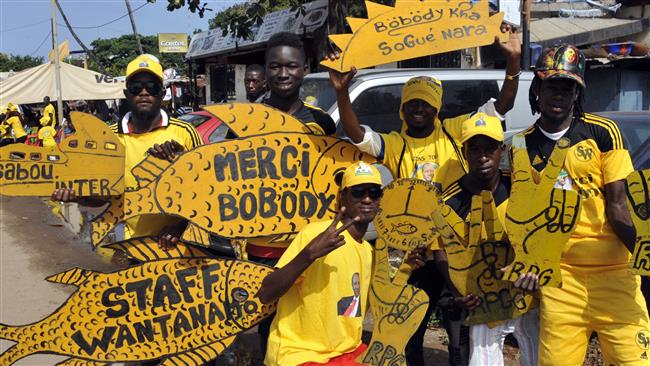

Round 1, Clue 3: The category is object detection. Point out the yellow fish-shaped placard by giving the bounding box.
[321,0,507,72]
[625,169,650,275]
[0,111,124,197]
[434,191,535,325]
[0,237,276,365]
[374,178,441,254]
[91,104,376,246]
[501,135,581,288]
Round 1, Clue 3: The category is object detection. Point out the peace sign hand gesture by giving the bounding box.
[501,135,581,288]
[303,207,359,263]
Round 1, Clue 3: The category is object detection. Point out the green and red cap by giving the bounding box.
[535,45,586,88]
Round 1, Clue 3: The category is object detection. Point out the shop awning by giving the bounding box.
[530,17,650,49]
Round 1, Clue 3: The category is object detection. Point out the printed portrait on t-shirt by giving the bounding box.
[337,272,361,317]
[555,169,574,191]
[413,162,439,182]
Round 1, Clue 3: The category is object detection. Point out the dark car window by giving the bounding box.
[208,124,230,143]
[301,78,337,112]
[178,113,210,127]
[342,80,500,136]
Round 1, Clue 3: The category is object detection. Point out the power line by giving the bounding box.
[31,30,52,57]
[1,19,50,33]
[59,2,149,30]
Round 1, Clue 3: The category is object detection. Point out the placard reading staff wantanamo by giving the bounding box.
[0,238,276,365]
[321,0,506,72]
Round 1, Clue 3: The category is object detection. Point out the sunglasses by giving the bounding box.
[349,186,383,199]
[127,82,162,96]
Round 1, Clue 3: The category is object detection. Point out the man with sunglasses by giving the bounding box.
[52,54,202,249]
[258,161,425,366]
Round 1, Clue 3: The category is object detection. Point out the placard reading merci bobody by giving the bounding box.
[321,0,507,72]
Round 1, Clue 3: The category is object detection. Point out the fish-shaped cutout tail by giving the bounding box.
[56,359,108,366]
[46,267,92,286]
[91,195,126,246]
[203,103,311,137]
[181,223,212,247]
[159,336,236,366]
[105,236,212,262]
[130,154,172,189]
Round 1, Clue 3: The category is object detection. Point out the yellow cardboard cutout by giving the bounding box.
[0,237,276,365]
[501,135,581,287]
[91,104,376,246]
[625,169,650,275]
[321,0,507,72]
[0,112,124,197]
[358,237,429,366]
[433,191,535,325]
[374,178,441,252]
[202,103,312,137]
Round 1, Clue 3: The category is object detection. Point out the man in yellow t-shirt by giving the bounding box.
[0,103,28,146]
[52,54,202,248]
[40,96,56,128]
[523,45,649,365]
[258,162,426,366]
[327,25,522,366]
[37,125,56,147]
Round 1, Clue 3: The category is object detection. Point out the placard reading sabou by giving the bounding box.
[321,0,505,72]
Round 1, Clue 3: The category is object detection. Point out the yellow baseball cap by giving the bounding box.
[460,112,504,144]
[6,103,18,112]
[399,76,443,122]
[340,162,382,189]
[126,54,163,83]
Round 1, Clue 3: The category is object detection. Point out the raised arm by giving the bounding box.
[493,24,522,116]
[257,209,359,304]
[324,52,365,143]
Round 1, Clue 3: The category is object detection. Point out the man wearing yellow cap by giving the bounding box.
[439,113,540,366]
[52,54,202,248]
[327,26,522,366]
[0,103,28,147]
[258,161,425,366]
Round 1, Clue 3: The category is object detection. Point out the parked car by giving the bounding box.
[301,68,537,141]
[177,110,229,143]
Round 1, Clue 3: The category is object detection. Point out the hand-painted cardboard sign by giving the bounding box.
[625,169,650,275]
[374,178,441,253]
[321,0,507,72]
[0,237,276,365]
[91,103,376,246]
[433,191,535,325]
[359,237,429,366]
[501,135,581,288]
[0,111,124,197]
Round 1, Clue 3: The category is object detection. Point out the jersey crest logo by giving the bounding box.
[575,145,594,162]
[637,330,650,350]
[532,155,544,165]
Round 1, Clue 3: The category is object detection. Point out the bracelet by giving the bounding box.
[505,71,521,81]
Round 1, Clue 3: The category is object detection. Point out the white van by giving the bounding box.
[300,68,537,139]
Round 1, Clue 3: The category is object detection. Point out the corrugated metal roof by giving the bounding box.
[530,17,649,48]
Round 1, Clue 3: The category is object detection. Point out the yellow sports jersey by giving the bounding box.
[380,114,468,192]
[40,103,56,127]
[110,110,202,239]
[521,113,633,265]
[246,100,337,258]
[265,220,373,366]
[6,115,27,139]
[38,126,56,147]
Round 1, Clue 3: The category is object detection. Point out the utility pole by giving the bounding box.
[125,0,144,55]
[51,0,64,128]
[522,0,531,70]
[55,0,108,74]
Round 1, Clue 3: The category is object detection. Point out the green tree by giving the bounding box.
[0,53,44,72]
[89,34,188,77]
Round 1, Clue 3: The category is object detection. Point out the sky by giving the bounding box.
[0,0,244,59]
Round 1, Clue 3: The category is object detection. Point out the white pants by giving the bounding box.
[469,308,540,366]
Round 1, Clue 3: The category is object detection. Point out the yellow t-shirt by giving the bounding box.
[38,125,56,147]
[40,103,56,127]
[520,113,634,265]
[6,115,27,139]
[381,114,469,192]
[110,111,203,239]
[265,220,373,366]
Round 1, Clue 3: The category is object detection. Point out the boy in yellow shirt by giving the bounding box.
[38,125,56,147]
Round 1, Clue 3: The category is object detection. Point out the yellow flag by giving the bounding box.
[48,39,70,62]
